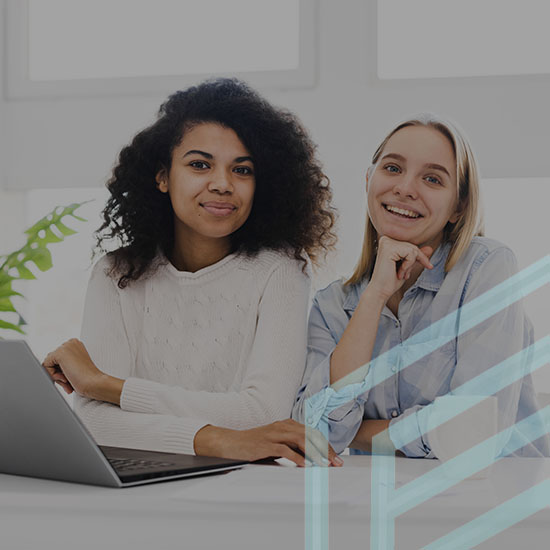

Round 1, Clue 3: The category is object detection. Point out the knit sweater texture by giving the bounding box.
[75,249,310,455]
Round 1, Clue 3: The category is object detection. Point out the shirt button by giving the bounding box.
[306,417,314,425]
[391,365,397,373]
[391,410,398,418]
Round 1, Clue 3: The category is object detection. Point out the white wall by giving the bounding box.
[2,1,550,269]
[0,190,26,253]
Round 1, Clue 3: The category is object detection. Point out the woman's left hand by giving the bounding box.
[42,339,113,401]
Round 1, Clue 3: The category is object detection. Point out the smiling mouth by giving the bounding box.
[201,202,237,217]
[383,204,422,219]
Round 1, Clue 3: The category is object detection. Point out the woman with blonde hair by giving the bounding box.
[293,113,549,459]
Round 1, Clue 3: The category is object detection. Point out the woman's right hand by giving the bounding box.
[368,236,434,302]
[194,419,343,467]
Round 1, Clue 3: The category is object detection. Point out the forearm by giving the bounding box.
[349,419,395,454]
[87,373,125,405]
[330,287,386,388]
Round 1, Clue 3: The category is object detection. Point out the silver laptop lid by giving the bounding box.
[0,340,121,487]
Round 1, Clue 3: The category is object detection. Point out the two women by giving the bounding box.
[44,79,547,463]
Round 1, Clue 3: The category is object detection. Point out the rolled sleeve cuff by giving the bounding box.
[163,418,209,456]
[389,405,433,458]
[299,359,371,454]
[292,352,333,424]
[120,377,163,413]
[121,378,209,456]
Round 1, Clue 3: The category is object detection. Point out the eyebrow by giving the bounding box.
[234,156,254,163]
[381,153,451,178]
[182,150,254,164]
[182,149,213,159]
[425,163,451,177]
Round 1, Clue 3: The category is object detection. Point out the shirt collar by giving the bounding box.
[343,242,450,313]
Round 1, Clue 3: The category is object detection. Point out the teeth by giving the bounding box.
[385,205,420,218]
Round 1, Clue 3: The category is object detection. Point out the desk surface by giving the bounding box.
[1,456,549,550]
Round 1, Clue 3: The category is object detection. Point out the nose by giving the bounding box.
[393,174,417,199]
[208,167,233,194]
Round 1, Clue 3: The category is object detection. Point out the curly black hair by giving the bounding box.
[96,78,336,288]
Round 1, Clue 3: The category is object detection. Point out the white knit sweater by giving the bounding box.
[75,249,310,455]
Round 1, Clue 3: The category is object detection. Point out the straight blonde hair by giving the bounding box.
[346,113,484,286]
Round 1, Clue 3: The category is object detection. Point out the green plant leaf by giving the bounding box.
[0,298,17,313]
[20,246,53,272]
[54,221,77,236]
[1,252,21,270]
[0,288,23,299]
[0,271,15,287]
[2,245,53,273]
[1,200,90,334]
[24,201,89,239]
[15,264,36,280]
[0,319,25,334]
[38,227,64,244]
[25,216,57,237]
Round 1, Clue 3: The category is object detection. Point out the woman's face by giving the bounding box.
[156,122,255,248]
[367,125,461,250]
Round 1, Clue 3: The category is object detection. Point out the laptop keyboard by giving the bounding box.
[108,458,176,472]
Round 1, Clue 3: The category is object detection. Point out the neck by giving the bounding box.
[170,232,232,273]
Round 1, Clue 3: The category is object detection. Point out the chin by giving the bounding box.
[202,224,242,240]
[379,230,418,244]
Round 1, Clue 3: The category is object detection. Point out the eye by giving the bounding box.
[189,160,210,170]
[383,164,401,173]
[425,175,442,185]
[233,165,254,176]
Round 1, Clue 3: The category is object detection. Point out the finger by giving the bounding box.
[400,247,433,278]
[396,249,418,279]
[55,380,74,394]
[307,430,342,467]
[305,443,329,467]
[274,444,306,467]
[280,425,326,466]
[326,444,343,467]
[420,245,434,259]
[44,365,63,381]
[412,246,434,270]
[43,365,56,377]
[44,362,67,380]
[42,352,59,368]
[305,427,332,466]
[52,372,69,384]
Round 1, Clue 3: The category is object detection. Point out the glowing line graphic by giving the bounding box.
[304,255,550,550]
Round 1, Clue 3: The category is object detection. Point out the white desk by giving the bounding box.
[1,456,549,550]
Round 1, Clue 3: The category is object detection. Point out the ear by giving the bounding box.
[156,168,169,193]
[448,199,465,224]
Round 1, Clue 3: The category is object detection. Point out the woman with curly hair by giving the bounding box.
[43,78,341,466]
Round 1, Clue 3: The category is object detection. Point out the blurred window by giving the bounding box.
[378,0,550,79]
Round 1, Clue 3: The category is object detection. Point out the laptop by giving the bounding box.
[0,340,247,487]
